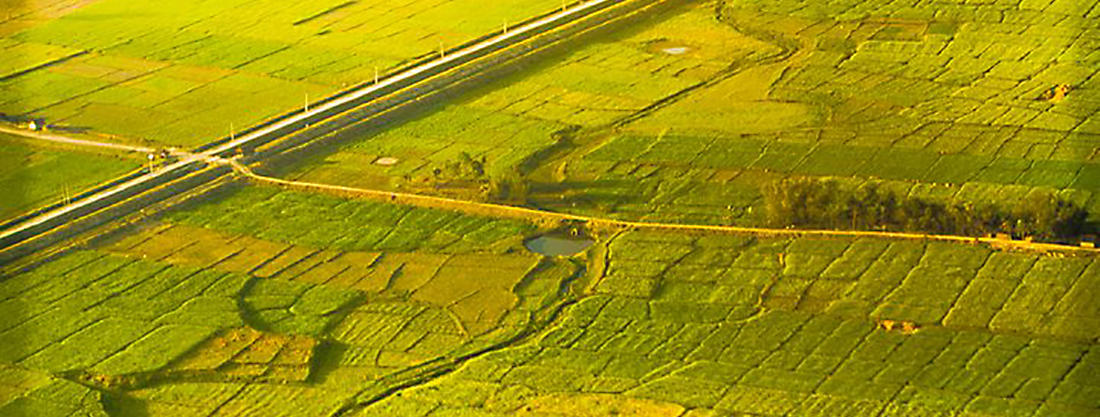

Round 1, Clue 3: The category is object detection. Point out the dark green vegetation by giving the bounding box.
[764,176,1090,241]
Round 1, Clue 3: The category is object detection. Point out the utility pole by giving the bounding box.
[304,93,309,112]
[438,39,445,58]
[374,66,379,84]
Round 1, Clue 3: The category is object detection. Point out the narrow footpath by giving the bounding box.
[5,124,1093,255]
[220,159,1099,254]
[0,125,158,154]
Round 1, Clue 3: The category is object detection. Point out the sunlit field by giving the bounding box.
[2,0,1098,416]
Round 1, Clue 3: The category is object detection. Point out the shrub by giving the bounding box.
[762,177,1088,241]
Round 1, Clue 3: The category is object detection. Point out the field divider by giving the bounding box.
[229,161,1100,254]
[0,0,663,265]
[0,125,157,154]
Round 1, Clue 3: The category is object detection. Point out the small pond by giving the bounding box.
[524,233,595,256]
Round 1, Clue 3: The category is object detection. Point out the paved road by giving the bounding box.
[0,0,639,258]
[199,0,622,159]
[4,0,1094,261]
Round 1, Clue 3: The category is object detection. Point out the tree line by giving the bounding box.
[762,177,1089,241]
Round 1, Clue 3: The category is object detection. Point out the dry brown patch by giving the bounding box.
[0,0,106,37]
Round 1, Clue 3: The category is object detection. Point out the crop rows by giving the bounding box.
[0,133,139,223]
[2,181,585,414]
[513,0,1099,228]
[0,52,333,146]
[288,3,756,189]
[0,362,109,416]
[291,0,1098,231]
[3,0,1097,415]
[99,182,569,378]
[166,327,318,384]
[164,185,536,253]
[0,251,237,379]
[0,39,82,79]
[352,231,1099,416]
[2,0,561,145]
[553,128,1099,219]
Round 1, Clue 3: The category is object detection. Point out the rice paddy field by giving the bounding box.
[3,0,1100,416]
[0,132,139,223]
[0,0,561,232]
[2,183,1098,416]
[0,0,560,146]
[286,0,1100,227]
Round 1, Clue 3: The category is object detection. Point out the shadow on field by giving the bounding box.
[529,179,650,210]
[47,125,92,134]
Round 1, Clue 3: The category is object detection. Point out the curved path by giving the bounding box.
[225,161,1099,254]
[0,0,650,260]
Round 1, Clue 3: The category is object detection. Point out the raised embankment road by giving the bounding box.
[0,0,667,265]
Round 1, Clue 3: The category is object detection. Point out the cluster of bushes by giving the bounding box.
[429,152,487,182]
[762,177,1089,240]
[418,152,529,203]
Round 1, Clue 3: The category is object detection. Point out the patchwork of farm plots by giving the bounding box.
[287,0,1100,227]
[0,132,139,223]
[1,185,576,415]
[0,0,560,146]
[550,0,1100,224]
[4,0,1100,415]
[3,185,1097,416]
[561,130,1099,225]
[357,234,1100,417]
[286,3,778,187]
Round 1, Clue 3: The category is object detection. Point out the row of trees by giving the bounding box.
[762,177,1089,240]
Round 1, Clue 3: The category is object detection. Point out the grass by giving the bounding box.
[164,185,537,252]
[283,3,770,193]
[0,363,111,416]
[3,0,1099,415]
[0,133,140,223]
[348,231,1098,416]
[321,0,1092,228]
[1,0,562,146]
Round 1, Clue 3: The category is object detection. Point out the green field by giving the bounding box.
[284,4,771,191]
[4,190,1097,415]
[354,232,1100,417]
[0,133,140,223]
[1,0,560,146]
[3,0,1099,415]
[283,0,1099,229]
[2,184,579,415]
